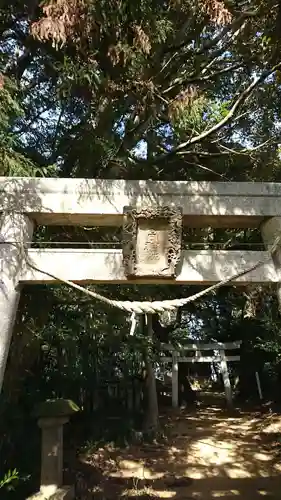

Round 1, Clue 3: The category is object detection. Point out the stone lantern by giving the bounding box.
[28,399,79,500]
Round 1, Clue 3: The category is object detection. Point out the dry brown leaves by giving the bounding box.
[31,0,89,47]
[202,0,232,25]
[168,85,198,120]
[171,0,232,25]
[133,25,151,55]
[0,74,4,90]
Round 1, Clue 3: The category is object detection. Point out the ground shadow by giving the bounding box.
[64,393,281,499]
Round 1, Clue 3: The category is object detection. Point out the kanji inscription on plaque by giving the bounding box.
[122,207,182,278]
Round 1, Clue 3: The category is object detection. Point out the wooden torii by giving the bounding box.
[1,178,281,395]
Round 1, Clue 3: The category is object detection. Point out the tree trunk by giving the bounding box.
[143,314,159,435]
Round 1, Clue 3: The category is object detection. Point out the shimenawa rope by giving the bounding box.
[21,235,280,314]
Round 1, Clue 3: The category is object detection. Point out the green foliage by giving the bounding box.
[0,78,33,176]
[171,96,207,136]
[0,77,56,176]
[0,469,19,491]
[2,0,281,496]
[207,100,232,123]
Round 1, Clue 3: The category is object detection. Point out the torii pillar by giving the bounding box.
[261,217,281,308]
[0,213,34,392]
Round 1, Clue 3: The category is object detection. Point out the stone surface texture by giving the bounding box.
[21,248,278,284]
[122,206,182,278]
[38,417,68,497]
[2,177,281,227]
[27,399,78,500]
[34,399,79,418]
[0,213,33,390]
[261,216,281,307]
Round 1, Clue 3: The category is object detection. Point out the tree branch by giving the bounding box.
[151,62,281,164]
[182,159,230,179]
[162,16,248,96]
[163,63,241,95]
[162,9,256,57]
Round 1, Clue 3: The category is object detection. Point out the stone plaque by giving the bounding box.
[122,206,182,278]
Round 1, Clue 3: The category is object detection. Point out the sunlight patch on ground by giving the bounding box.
[188,439,234,467]
[225,467,253,479]
[262,420,281,434]
[190,493,240,499]
[79,402,281,500]
[273,462,281,472]
[184,468,205,479]
[110,466,164,480]
[121,487,176,498]
[118,459,144,470]
[212,491,240,497]
[253,452,272,462]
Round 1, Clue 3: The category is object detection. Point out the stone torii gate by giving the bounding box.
[2,177,281,394]
[161,341,242,408]
[2,178,281,499]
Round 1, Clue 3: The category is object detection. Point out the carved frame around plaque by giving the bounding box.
[122,206,183,278]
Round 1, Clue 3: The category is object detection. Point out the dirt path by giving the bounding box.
[75,401,281,499]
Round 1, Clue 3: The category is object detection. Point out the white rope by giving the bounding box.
[24,234,281,314]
